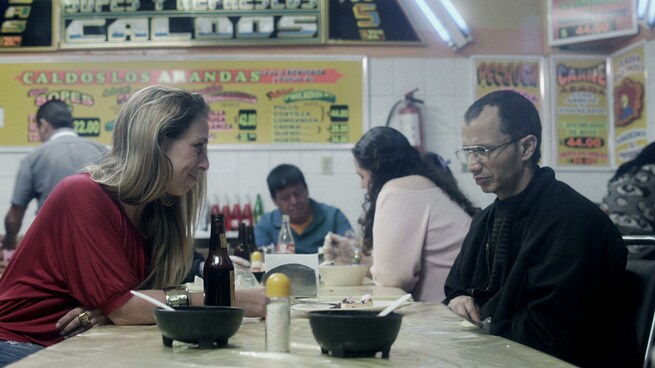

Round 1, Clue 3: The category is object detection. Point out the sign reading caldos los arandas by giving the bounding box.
[60,0,323,49]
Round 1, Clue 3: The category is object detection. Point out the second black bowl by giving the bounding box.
[308,310,403,358]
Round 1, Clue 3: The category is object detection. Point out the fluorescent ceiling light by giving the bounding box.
[439,0,470,37]
[649,0,655,26]
[414,0,454,47]
[638,0,649,19]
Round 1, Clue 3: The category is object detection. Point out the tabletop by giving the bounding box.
[9,285,572,368]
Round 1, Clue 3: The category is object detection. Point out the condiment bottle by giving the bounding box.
[246,225,258,253]
[242,194,254,226]
[204,213,235,306]
[231,195,242,231]
[250,250,263,273]
[234,222,251,261]
[265,273,290,352]
[253,193,264,224]
[276,214,295,254]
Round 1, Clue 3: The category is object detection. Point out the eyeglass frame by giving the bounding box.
[455,139,520,164]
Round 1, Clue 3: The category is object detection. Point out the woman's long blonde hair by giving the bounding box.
[86,85,209,289]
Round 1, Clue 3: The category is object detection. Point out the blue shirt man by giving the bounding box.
[254,164,352,254]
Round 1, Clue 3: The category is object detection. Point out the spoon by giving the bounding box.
[378,293,412,317]
[130,290,175,311]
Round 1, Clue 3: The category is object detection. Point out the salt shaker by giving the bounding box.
[265,273,290,352]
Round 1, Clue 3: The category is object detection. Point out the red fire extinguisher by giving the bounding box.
[386,88,425,152]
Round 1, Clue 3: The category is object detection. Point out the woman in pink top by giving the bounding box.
[352,127,477,302]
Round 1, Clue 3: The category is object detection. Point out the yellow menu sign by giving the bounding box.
[0,56,364,146]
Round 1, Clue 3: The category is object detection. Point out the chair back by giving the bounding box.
[624,235,655,368]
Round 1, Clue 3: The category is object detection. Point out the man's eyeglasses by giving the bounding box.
[455,139,518,165]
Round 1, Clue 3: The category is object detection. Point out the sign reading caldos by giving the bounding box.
[60,0,323,49]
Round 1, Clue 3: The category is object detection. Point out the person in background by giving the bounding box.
[349,126,477,302]
[601,142,655,259]
[255,164,352,253]
[0,85,266,366]
[444,90,637,367]
[1,100,106,261]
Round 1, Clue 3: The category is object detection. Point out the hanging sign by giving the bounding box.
[0,0,55,50]
[548,0,637,47]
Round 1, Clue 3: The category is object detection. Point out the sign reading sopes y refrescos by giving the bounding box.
[548,0,637,47]
[0,56,364,147]
[60,0,323,49]
[0,0,55,50]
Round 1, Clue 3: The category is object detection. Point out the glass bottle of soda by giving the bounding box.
[277,214,295,254]
[234,222,251,261]
[204,213,235,306]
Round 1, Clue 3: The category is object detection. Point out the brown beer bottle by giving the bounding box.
[234,222,251,261]
[204,213,235,306]
[246,225,258,253]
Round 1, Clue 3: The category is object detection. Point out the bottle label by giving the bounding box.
[276,242,295,254]
[220,233,228,249]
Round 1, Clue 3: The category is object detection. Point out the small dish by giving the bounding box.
[292,299,411,314]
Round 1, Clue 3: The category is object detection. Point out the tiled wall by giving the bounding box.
[2,51,647,236]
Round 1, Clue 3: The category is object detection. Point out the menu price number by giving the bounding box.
[73,118,101,137]
[329,105,349,122]
[330,124,349,134]
[562,136,604,149]
[558,21,615,40]
[329,135,349,143]
[238,110,257,130]
[237,132,257,142]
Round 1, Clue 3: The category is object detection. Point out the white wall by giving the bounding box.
[4,49,650,236]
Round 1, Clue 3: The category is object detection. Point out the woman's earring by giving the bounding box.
[161,193,174,207]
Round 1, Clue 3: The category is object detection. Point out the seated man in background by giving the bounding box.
[255,164,352,253]
[444,90,638,367]
[1,100,106,260]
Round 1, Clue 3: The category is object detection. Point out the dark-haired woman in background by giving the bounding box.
[601,142,655,259]
[352,127,478,301]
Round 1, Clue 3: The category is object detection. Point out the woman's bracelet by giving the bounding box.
[163,286,189,307]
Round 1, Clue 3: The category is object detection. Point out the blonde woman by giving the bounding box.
[0,85,265,365]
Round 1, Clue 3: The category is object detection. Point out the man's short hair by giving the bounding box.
[36,99,74,129]
[464,90,542,166]
[267,164,307,199]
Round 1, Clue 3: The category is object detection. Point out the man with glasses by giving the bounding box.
[443,90,637,367]
[255,164,352,253]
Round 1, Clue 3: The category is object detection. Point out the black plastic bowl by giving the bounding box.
[154,306,244,348]
[308,310,403,358]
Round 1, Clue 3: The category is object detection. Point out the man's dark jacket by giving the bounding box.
[444,167,639,367]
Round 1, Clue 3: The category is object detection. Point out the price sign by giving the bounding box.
[73,118,101,137]
[549,0,637,46]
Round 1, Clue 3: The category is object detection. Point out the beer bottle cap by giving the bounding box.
[266,273,290,297]
[251,250,263,262]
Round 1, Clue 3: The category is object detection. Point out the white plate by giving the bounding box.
[291,299,412,314]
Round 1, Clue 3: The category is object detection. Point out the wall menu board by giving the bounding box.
[0,0,55,50]
[548,0,637,47]
[473,56,544,112]
[0,56,365,147]
[551,56,610,169]
[328,0,421,44]
[611,42,647,165]
[60,0,323,49]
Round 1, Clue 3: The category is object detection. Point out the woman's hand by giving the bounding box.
[56,307,108,339]
[235,287,266,318]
